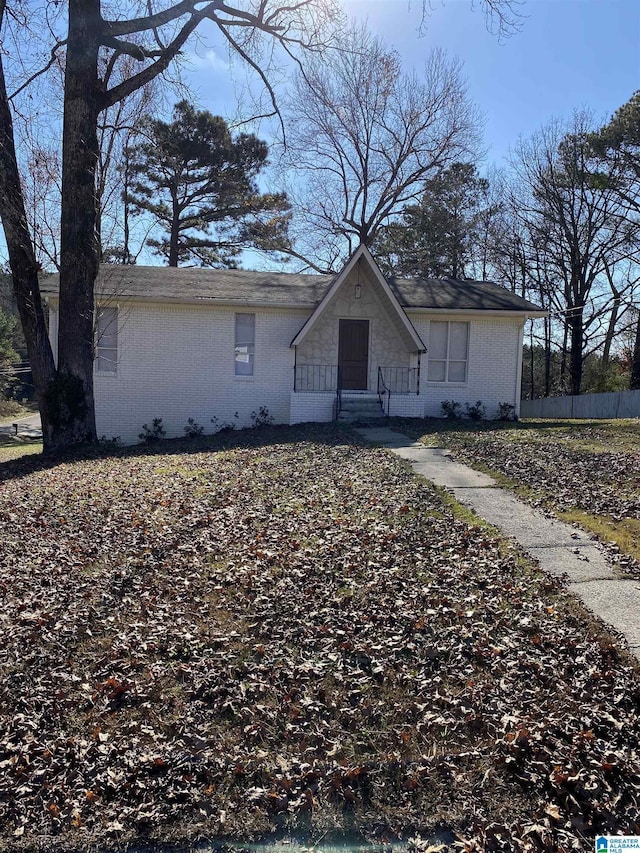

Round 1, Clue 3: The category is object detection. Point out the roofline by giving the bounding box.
[45,292,547,318]
[405,307,549,318]
[290,245,426,350]
[44,294,314,311]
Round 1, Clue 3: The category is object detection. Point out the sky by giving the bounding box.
[186,0,640,171]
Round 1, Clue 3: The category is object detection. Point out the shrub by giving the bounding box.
[139,417,165,443]
[497,402,516,421]
[0,398,23,419]
[211,412,239,433]
[441,400,462,420]
[184,417,204,438]
[250,406,274,428]
[99,435,122,447]
[466,400,485,421]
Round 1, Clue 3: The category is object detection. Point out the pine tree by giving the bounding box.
[373,163,489,279]
[126,101,290,267]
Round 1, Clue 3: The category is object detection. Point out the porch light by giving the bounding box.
[354,283,362,299]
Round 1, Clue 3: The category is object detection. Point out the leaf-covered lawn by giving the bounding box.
[0,438,42,465]
[394,418,640,572]
[1,424,639,852]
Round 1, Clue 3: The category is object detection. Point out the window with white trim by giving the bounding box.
[95,307,118,373]
[427,320,469,382]
[235,313,255,376]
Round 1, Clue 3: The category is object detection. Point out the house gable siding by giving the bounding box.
[296,264,415,392]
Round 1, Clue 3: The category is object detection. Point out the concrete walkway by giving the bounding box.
[355,426,640,660]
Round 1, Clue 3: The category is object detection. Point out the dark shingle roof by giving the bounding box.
[39,265,543,313]
[39,266,334,306]
[388,276,544,313]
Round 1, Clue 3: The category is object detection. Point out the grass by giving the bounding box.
[558,510,640,563]
[0,436,42,462]
[0,423,639,853]
[391,416,640,571]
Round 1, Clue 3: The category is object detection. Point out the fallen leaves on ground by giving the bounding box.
[0,424,639,852]
[394,418,640,577]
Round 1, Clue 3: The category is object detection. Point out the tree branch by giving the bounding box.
[103,1,219,37]
[101,12,205,108]
[101,34,163,61]
[8,38,67,101]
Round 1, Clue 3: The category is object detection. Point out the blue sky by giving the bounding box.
[187,0,639,170]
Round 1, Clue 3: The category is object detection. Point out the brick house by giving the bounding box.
[42,245,545,444]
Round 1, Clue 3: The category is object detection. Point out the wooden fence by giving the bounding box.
[520,389,640,420]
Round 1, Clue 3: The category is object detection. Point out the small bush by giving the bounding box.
[211,412,239,433]
[184,417,204,438]
[139,417,165,443]
[497,402,516,421]
[466,400,485,421]
[441,400,462,420]
[0,398,23,419]
[99,435,122,447]
[250,406,274,428]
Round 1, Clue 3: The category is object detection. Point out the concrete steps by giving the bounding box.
[337,395,385,422]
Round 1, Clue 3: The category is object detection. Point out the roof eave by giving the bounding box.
[291,245,426,351]
[44,293,316,311]
[405,307,548,318]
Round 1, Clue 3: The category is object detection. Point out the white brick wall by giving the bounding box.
[289,392,336,424]
[412,314,524,419]
[387,394,425,418]
[46,296,526,441]
[92,301,310,444]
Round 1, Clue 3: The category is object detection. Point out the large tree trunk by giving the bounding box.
[169,195,180,266]
[56,0,101,445]
[0,15,59,452]
[567,310,584,396]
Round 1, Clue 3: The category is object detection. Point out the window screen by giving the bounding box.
[235,313,255,376]
[95,307,118,373]
[427,321,468,382]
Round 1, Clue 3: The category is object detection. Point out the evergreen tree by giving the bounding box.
[373,163,489,279]
[0,306,18,396]
[589,91,640,217]
[127,101,290,267]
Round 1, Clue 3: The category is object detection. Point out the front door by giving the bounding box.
[338,319,369,390]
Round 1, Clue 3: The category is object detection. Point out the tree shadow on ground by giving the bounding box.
[0,421,370,485]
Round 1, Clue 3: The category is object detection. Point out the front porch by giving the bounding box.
[288,246,428,424]
[290,363,424,423]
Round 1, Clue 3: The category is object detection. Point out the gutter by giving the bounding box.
[404,307,548,319]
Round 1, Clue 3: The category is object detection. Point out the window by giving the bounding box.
[95,307,118,373]
[235,313,255,376]
[427,321,469,382]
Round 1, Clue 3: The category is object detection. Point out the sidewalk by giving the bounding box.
[355,426,640,660]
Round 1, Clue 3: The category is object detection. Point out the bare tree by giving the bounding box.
[418,0,525,39]
[0,0,341,452]
[510,112,640,395]
[280,23,482,272]
[96,54,160,261]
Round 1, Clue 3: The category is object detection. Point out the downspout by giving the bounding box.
[293,345,297,392]
[514,319,526,418]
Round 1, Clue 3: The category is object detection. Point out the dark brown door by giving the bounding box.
[338,319,369,390]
